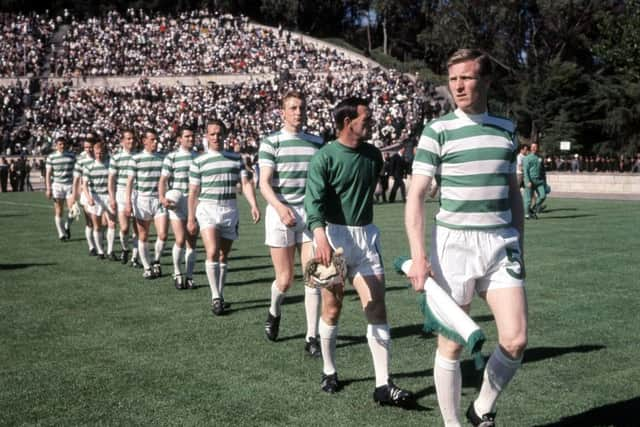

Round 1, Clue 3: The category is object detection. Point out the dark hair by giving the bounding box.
[447,49,492,76]
[55,136,67,145]
[333,97,369,131]
[142,128,156,139]
[177,126,193,137]
[206,119,227,135]
[120,128,136,140]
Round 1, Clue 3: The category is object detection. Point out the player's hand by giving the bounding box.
[88,197,95,206]
[251,206,261,224]
[45,189,52,199]
[314,233,333,267]
[109,198,117,212]
[159,196,171,209]
[407,256,431,293]
[187,219,198,235]
[278,206,296,227]
[124,203,132,217]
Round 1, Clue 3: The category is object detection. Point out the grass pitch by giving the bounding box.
[1,192,639,426]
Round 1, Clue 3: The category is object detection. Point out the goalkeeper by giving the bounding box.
[405,49,528,427]
[304,97,415,408]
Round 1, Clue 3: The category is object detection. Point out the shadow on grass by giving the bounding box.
[229,264,273,273]
[0,262,56,270]
[532,396,639,427]
[522,344,606,363]
[538,214,595,220]
[226,276,274,286]
[541,208,577,213]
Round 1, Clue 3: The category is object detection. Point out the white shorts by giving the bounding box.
[195,201,239,240]
[168,195,188,221]
[133,195,167,221]
[115,189,135,214]
[264,204,312,247]
[88,193,113,217]
[324,222,384,278]
[430,225,525,306]
[79,192,88,207]
[52,183,73,200]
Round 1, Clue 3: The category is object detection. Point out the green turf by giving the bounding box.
[1,193,639,426]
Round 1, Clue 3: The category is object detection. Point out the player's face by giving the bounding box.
[206,124,224,152]
[348,105,373,141]
[83,142,93,157]
[94,144,104,161]
[121,132,134,151]
[531,143,539,154]
[282,97,305,132]
[56,140,65,152]
[448,59,490,115]
[143,132,157,152]
[179,130,194,151]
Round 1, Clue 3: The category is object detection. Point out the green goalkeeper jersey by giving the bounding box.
[305,140,383,230]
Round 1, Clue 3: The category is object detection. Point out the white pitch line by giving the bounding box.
[0,200,52,209]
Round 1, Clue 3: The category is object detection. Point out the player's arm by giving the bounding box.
[124,172,134,218]
[158,174,170,208]
[508,172,525,257]
[259,165,295,226]
[404,173,433,292]
[304,154,332,266]
[45,162,52,199]
[187,183,200,235]
[82,175,94,206]
[242,173,261,223]
[108,162,117,211]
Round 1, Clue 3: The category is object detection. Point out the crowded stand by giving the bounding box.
[51,9,367,77]
[0,12,55,77]
[17,69,441,155]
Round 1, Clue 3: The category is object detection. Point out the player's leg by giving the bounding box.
[184,220,197,289]
[201,225,222,315]
[264,245,296,341]
[533,183,547,214]
[151,211,168,277]
[117,207,130,263]
[91,212,105,258]
[468,287,528,424]
[217,237,233,303]
[300,240,321,356]
[53,198,66,240]
[170,217,186,289]
[318,282,344,393]
[130,216,140,266]
[136,218,153,277]
[83,205,96,255]
[523,185,534,218]
[63,193,75,237]
[104,206,117,260]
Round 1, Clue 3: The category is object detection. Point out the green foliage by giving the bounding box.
[1,193,640,425]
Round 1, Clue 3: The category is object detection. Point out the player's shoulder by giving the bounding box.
[485,113,515,133]
[222,151,242,161]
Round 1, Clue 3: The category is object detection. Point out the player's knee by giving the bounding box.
[500,335,527,359]
[438,338,464,360]
[275,273,294,292]
[363,299,387,324]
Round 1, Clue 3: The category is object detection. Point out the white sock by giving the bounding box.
[434,351,462,427]
[269,280,286,317]
[172,244,184,277]
[85,226,95,250]
[319,318,338,376]
[93,229,104,255]
[132,234,138,258]
[367,324,391,387]
[106,228,115,254]
[138,240,151,270]
[185,247,196,278]
[218,263,228,299]
[54,216,64,238]
[119,231,127,251]
[305,286,321,341]
[206,261,220,300]
[154,239,165,262]
[474,347,522,416]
